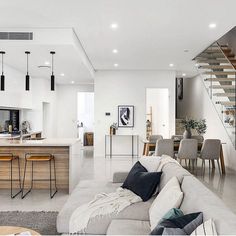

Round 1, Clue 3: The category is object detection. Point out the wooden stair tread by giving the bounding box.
[213,93,236,97]
[210,85,236,89]
[216,101,236,106]
[199,65,234,69]
[204,78,235,82]
[204,71,236,75]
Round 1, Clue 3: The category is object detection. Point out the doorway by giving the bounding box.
[77,92,94,146]
[146,88,169,138]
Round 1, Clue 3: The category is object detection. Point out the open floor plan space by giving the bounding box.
[0,0,236,235]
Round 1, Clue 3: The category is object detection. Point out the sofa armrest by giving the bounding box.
[113,171,129,183]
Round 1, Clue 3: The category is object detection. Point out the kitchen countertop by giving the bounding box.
[0,131,42,139]
[0,138,80,147]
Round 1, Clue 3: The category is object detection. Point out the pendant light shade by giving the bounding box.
[25,51,30,91]
[0,51,5,91]
[50,51,55,91]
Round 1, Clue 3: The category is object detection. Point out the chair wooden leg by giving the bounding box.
[217,159,221,175]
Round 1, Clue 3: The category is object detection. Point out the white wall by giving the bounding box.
[56,84,94,138]
[94,71,176,157]
[178,76,236,170]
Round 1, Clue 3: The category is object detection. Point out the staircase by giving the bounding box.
[194,42,236,149]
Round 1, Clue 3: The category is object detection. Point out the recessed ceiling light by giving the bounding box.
[169,63,174,67]
[44,61,50,65]
[114,63,119,67]
[209,23,216,29]
[112,49,118,54]
[182,73,186,77]
[60,73,65,76]
[71,81,75,84]
[110,23,118,29]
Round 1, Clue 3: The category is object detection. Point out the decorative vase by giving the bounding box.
[110,127,116,135]
[183,129,192,139]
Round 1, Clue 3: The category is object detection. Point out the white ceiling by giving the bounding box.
[0,0,236,81]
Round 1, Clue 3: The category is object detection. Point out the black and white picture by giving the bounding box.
[118,105,134,127]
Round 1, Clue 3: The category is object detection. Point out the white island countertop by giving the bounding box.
[0,138,80,147]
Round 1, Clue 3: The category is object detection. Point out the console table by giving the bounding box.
[105,135,139,158]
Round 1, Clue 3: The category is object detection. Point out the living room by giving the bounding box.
[0,0,236,235]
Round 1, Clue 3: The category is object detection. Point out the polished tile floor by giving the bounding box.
[0,146,236,213]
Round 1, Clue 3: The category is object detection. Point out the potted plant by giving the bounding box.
[110,123,118,135]
[195,119,207,135]
[181,118,207,139]
[180,118,197,139]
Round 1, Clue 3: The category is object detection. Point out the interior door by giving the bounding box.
[146,88,169,138]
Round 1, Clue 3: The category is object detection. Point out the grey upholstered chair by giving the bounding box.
[148,135,163,155]
[192,135,204,143]
[176,139,198,169]
[199,139,221,174]
[149,135,163,143]
[155,139,174,158]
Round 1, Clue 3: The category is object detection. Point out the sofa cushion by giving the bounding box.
[57,180,120,233]
[122,161,162,201]
[159,162,191,191]
[106,219,150,235]
[57,180,153,234]
[149,177,184,230]
[180,176,236,235]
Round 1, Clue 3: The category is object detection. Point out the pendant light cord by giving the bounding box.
[26,53,28,75]
[52,53,54,75]
[1,53,3,75]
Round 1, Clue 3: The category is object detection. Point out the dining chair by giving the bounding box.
[148,135,163,155]
[192,135,204,143]
[149,135,163,143]
[199,139,221,174]
[155,139,174,158]
[176,139,198,169]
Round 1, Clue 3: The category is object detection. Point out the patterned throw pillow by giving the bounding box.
[150,212,203,235]
[191,219,217,236]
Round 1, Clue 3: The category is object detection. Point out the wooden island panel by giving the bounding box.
[0,146,69,192]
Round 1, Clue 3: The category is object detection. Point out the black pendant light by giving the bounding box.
[25,51,30,91]
[0,51,5,91]
[50,51,55,91]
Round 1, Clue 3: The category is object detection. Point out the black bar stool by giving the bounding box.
[0,153,22,198]
[21,153,57,199]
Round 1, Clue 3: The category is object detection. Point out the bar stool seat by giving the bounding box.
[0,153,22,198]
[21,153,57,199]
[0,156,19,161]
[26,156,52,161]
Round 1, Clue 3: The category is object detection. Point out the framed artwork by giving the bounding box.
[118,105,134,127]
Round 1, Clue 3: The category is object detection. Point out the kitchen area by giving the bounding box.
[0,108,81,196]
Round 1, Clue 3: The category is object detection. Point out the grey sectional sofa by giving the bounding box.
[57,162,236,235]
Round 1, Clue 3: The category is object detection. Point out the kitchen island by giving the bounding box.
[0,138,81,194]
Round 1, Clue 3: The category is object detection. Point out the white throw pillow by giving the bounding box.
[139,156,162,172]
[149,176,184,230]
[191,219,217,236]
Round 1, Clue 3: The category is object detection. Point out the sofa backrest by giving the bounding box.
[159,162,191,190]
[180,175,236,235]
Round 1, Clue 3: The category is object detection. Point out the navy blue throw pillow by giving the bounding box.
[121,161,162,201]
[150,212,203,235]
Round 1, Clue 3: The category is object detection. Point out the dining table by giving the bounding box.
[142,139,226,174]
